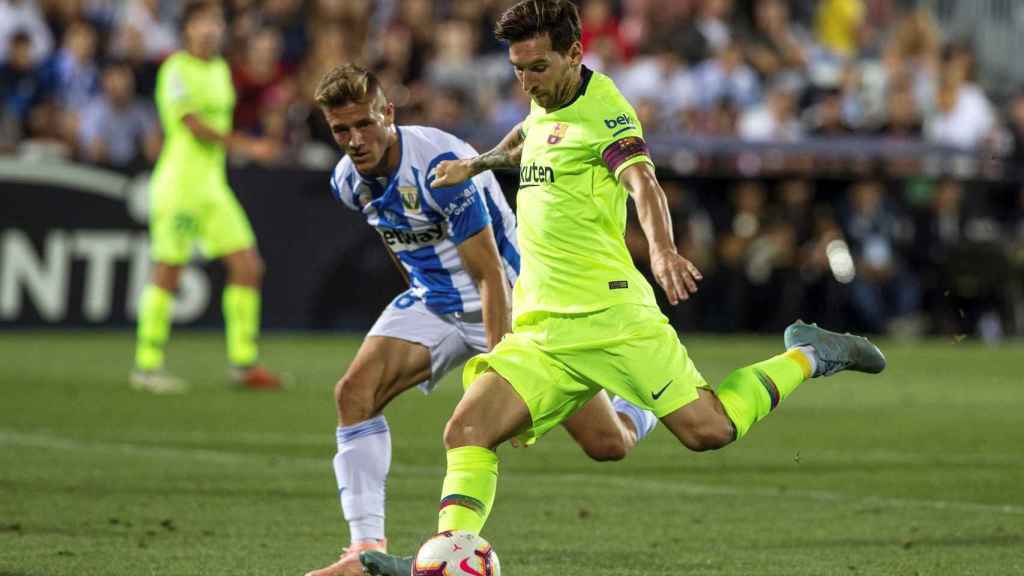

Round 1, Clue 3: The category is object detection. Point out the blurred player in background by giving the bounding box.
[304,63,660,576]
[132,0,281,393]
[361,2,886,574]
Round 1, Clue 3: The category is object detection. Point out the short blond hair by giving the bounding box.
[314,63,384,108]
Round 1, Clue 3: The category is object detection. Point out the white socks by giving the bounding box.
[333,415,391,544]
[611,396,658,441]
[790,345,819,377]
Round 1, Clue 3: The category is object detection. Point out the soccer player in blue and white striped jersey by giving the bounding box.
[303,64,659,576]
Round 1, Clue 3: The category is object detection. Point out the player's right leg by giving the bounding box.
[361,370,532,576]
[133,201,195,394]
[561,390,658,461]
[133,262,187,393]
[304,335,432,576]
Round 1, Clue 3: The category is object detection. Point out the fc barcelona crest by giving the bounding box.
[399,186,421,212]
[547,122,568,145]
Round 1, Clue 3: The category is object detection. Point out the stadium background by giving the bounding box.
[2,0,1023,340]
[2,2,1024,576]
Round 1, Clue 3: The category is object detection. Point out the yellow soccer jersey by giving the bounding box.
[513,66,657,319]
[151,51,235,201]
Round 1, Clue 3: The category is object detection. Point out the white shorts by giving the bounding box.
[367,292,488,393]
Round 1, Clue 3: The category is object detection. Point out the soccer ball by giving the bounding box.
[412,530,500,576]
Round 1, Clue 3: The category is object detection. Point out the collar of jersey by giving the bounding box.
[548,65,593,113]
[355,126,404,207]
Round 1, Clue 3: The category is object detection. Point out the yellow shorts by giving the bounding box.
[463,303,708,445]
[149,189,255,265]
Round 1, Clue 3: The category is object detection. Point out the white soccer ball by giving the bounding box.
[412,530,500,576]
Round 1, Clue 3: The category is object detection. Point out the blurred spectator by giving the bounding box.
[743,0,809,81]
[679,0,733,65]
[47,19,98,110]
[0,0,54,65]
[738,81,801,141]
[111,0,177,62]
[1006,89,1024,181]
[693,41,760,110]
[875,84,921,138]
[0,30,50,131]
[262,0,307,66]
[77,60,160,168]
[807,87,855,136]
[815,0,865,59]
[232,26,293,135]
[580,0,631,71]
[840,180,919,334]
[614,35,696,131]
[913,178,1005,337]
[923,41,996,150]
[925,72,995,150]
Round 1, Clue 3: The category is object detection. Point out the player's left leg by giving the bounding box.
[204,191,281,388]
[219,247,281,388]
[661,321,886,450]
[561,391,657,461]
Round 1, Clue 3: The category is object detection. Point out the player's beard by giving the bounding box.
[546,65,582,110]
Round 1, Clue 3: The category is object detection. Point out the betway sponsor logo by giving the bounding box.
[379,223,446,251]
[519,163,555,186]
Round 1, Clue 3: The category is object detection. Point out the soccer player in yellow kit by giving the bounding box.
[132,0,281,392]
[362,2,885,573]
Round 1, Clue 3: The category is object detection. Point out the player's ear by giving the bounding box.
[566,40,583,67]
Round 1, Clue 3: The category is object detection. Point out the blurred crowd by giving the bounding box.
[2,0,1023,338]
[624,176,1024,340]
[5,0,1024,166]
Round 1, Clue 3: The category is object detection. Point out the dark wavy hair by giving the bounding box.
[494,0,582,54]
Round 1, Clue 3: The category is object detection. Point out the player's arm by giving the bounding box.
[431,123,525,188]
[181,114,277,161]
[456,226,511,350]
[619,162,703,305]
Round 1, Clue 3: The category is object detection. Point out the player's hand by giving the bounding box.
[245,138,280,163]
[650,248,702,305]
[508,437,529,449]
[431,159,474,188]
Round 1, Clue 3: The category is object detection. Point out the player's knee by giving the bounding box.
[248,253,265,283]
[585,435,628,462]
[239,253,265,285]
[443,413,492,450]
[334,373,376,422]
[678,420,734,452]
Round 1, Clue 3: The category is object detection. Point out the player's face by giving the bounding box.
[323,95,396,174]
[186,8,225,58]
[508,34,582,110]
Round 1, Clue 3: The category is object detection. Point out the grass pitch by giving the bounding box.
[1,331,1021,575]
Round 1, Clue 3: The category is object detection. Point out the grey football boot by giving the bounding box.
[784,320,886,377]
[360,550,413,576]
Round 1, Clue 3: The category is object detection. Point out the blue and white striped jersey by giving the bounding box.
[330,125,520,315]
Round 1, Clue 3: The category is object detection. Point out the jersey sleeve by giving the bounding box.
[584,85,654,180]
[330,161,360,211]
[424,151,491,245]
[157,58,201,122]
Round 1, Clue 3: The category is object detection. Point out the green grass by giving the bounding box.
[1,331,1022,575]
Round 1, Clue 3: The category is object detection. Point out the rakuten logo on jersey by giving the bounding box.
[379,223,447,251]
[519,163,555,186]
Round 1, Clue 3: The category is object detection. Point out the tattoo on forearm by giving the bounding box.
[471,127,525,173]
